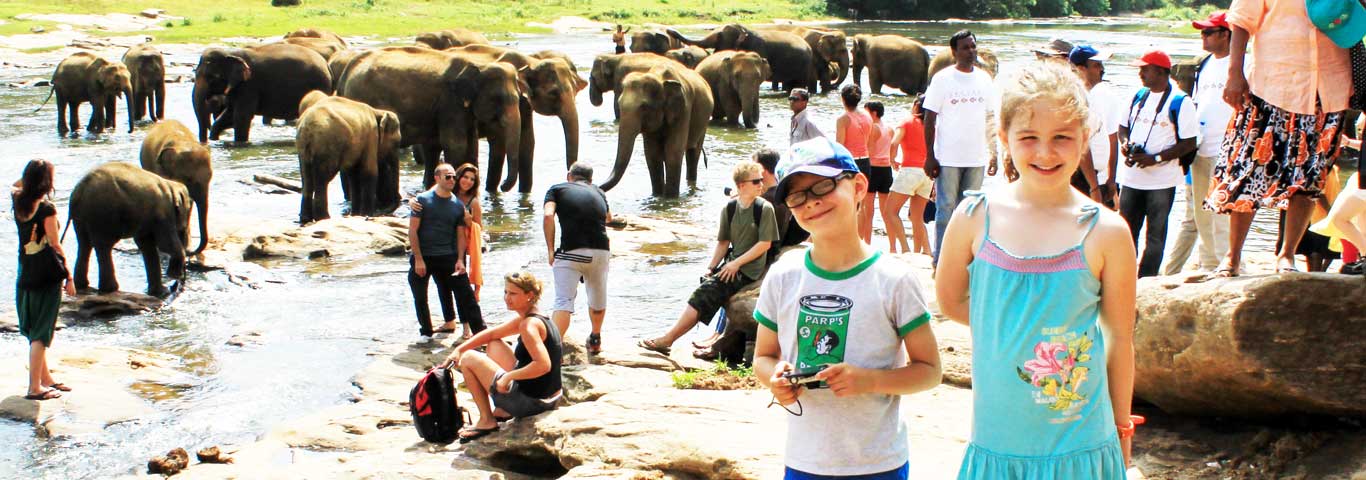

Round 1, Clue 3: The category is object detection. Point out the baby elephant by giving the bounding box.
[45,52,133,136]
[295,91,402,224]
[69,162,193,297]
[140,120,212,257]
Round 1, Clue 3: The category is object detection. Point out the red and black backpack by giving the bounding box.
[409,366,466,443]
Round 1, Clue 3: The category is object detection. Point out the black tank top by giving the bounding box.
[513,313,562,399]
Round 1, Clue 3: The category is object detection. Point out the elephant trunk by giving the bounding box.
[191,189,209,256]
[498,104,523,192]
[834,56,850,86]
[743,92,760,129]
[192,82,211,142]
[599,113,640,192]
[124,88,134,133]
[589,81,603,106]
[560,104,580,168]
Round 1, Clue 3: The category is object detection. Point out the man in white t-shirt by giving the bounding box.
[1163,12,1236,275]
[1118,50,1198,278]
[923,29,998,265]
[1068,45,1122,209]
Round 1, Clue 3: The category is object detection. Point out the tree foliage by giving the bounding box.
[826,0,1228,19]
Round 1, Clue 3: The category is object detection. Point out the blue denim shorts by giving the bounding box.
[784,462,909,480]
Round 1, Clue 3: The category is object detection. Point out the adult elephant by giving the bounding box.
[296,91,402,223]
[696,50,769,128]
[415,29,490,50]
[284,27,348,48]
[326,49,365,92]
[337,46,525,191]
[122,44,165,122]
[44,52,132,136]
[851,34,931,96]
[451,45,586,190]
[192,43,332,143]
[69,162,193,297]
[768,25,849,92]
[927,47,1000,79]
[667,24,816,92]
[665,46,709,69]
[599,63,713,197]
[530,50,577,71]
[140,120,212,256]
[589,52,677,120]
[629,30,681,54]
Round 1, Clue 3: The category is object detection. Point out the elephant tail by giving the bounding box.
[32,85,55,113]
[59,215,72,243]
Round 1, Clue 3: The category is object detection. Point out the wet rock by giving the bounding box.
[243,217,408,260]
[222,262,284,289]
[1134,273,1366,417]
[605,214,710,261]
[225,331,262,347]
[562,335,711,372]
[0,347,185,434]
[140,9,164,19]
[196,446,232,464]
[30,26,43,33]
[61,291,162,319]
[0,314,65,333]
[148,447,190,475]
[272,0,302,6]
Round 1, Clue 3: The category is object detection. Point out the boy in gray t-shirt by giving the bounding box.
[755,138,941,478]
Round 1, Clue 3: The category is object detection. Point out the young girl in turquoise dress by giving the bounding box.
[935,60,1139,479]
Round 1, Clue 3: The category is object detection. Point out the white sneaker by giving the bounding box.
[418,334,433,343]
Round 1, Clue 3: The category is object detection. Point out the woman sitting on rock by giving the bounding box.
[440,270,562,443]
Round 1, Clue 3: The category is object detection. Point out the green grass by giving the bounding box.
[671,360,760,390]
[0,0,832,44]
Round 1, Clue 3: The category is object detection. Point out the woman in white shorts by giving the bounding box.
[887,98,934,255]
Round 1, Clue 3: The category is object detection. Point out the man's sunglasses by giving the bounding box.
[1201,28,1229,37]
[741,178,764,186]
[441,174,458,180]
[784,172,855,208]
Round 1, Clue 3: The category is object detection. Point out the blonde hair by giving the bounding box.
[504,270,544,304]
[998,61,1090,135]
[732,161,764,184]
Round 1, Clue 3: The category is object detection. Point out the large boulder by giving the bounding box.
[243,217,408,259]
[1134,273,1366,417]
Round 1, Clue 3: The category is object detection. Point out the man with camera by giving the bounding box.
[638,161,779,356]
[1118,50,1199,278]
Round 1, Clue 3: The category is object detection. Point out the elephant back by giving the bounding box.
[243,43,333,121]
[337,47,473,147]
[71,162,189,235]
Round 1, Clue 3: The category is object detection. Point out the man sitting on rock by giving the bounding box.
[638,161,779,356]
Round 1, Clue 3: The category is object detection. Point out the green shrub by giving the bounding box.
[180,17,192,27]
[211,13,226,23]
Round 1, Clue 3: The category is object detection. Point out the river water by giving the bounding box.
[0,18,1343,479]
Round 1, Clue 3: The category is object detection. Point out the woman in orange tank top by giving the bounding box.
[836,85,876,243]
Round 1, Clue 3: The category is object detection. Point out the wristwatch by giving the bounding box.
[1155,155,1165,163]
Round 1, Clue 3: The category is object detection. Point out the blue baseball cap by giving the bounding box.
[1307,0,1366,49]
[775,138,860,201]
[1068,45,1112,66]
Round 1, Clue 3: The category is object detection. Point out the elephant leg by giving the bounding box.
[104,96,116,129]
[663,135,687,197]
[518,104,536,194]
[68,101,80,135]
[686,146,702,187]
[339,169,352,203]
[232,96,258,143]
[612,92,621,121]
[870,70,883,95]
[154,84,166,121]
[208,109,233,141]
[154,220,187,292]
[353,166,377,217]
[93,237,120,293]
[87,101,104,134]
[56,97,68,136]
[316,168,338,220]
[133,233,167,297]
[72,225,92,291]
[643,136,666,197]
[418,144,444,190]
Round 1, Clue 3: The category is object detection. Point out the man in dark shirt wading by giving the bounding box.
[544,163,612,354]
[409,163,485,340]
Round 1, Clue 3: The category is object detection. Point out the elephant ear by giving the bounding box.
[760,57,772,80]
[446,64,480,107]
[376,111,400,145]
[735,29,750,50]
[663,79,686,124]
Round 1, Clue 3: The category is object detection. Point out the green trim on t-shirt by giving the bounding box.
[755,310,778,332]
[804,250,882,281]
[897,312,931,337]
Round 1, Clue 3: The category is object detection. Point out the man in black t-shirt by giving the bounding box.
[544,163,611,354]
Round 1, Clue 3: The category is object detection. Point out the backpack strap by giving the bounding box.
[725,199,738,227]
[751,196,765,227]
[1189,53,1212,99]
[1128,87,1151,128]
[1168,92,1186,140]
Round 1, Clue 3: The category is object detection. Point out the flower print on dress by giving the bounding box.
[1016,333,1094,411]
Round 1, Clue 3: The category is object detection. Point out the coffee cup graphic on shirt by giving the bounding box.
[797,294,852,371]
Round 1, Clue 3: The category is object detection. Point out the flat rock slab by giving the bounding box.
[1134,272,1366,417]
[245,217,408,260]
[563,336,712,372]
[0,346,187,434]
[561,364,674,403]
[61,291,163,319]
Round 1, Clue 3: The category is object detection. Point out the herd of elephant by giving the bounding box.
[36,24,1003,297]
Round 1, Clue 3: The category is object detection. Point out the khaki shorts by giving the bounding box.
[890,167,933,198]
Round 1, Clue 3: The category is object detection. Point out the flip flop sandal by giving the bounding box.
[47,383,71,392]
[636,339,670,356]
[24,388,61,401]
[458,426,499,444]
[1210,267,1239,278]
[693,348,718,361]
[432,326,457,334]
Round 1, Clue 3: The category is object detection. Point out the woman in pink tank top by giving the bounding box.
[866,101,900,253]
[836,85,876,243]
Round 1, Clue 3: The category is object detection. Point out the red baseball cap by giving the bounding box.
[1192,11,1229,30]
[1130,50,1173,69]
